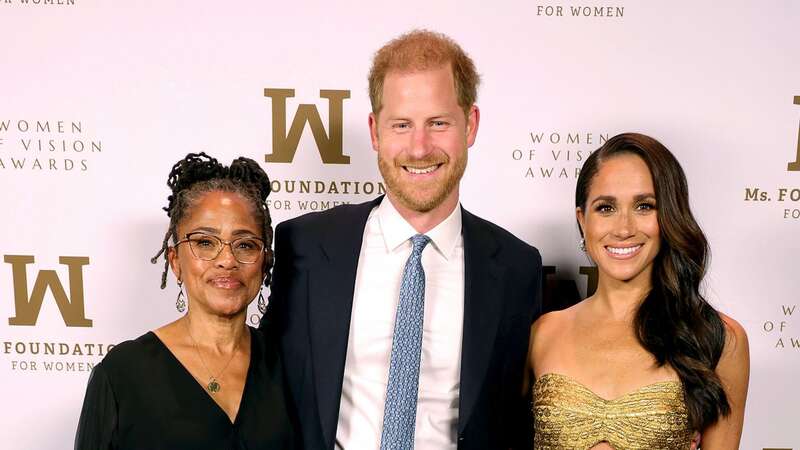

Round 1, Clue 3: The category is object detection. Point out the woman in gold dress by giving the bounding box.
[528,133,749,450]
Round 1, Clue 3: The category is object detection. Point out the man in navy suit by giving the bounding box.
[262,30,542,450]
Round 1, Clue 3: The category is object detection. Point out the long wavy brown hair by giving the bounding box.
[575,133,730,430]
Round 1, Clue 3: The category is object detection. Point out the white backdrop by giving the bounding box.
[1,1,798,448]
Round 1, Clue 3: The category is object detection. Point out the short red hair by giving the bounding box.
[368,29,480,116]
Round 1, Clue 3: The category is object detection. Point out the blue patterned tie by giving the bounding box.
[380,234,431,450]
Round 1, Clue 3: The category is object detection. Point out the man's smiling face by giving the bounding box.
[370,64,478,213]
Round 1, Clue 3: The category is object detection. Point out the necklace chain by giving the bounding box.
[185,317,244,394]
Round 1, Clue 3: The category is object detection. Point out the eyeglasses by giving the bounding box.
[175,232,265,264]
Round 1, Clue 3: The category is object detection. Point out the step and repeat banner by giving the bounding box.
[1,1,798,448]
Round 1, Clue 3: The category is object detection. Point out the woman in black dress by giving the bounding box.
[75,153,296,449]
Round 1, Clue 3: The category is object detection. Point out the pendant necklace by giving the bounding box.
[185,317,243,394]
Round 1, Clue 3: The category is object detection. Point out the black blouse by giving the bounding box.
[75,327,296,450]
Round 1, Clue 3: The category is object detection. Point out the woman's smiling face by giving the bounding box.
[169,191,264,317]
[577,153,661,285]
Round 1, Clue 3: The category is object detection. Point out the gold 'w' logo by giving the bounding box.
[789,96,800,171]
[264,89,351,164]
[5,255,92,327]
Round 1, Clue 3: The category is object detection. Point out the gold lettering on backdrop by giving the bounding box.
[789,96,800,171]
[264,89,350,164]
[540,265,599,312]
[5,255,92,327]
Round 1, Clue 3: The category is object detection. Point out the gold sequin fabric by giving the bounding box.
[533,373,693,450]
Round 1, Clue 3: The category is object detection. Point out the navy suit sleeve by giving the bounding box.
[511,247,542,450]
[530,248,544,323]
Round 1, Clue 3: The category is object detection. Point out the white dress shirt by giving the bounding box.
[335,198,465,450]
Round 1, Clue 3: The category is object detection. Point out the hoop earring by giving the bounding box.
[257,288,266,315]
[176,280,186,313]
[578,238,586,252]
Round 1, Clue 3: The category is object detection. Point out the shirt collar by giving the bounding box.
[376,197,463,260]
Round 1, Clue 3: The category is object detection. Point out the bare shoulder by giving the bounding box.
[715,311,750,396]
[531,305,579,353]
[719,312,749,362]
[528,304,583,380]
[532,308,568,341]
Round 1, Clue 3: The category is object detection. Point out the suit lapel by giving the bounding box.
[307,196,382,449]
[458,209,506,434]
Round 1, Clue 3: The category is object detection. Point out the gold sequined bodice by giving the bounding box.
[533,373,693,450]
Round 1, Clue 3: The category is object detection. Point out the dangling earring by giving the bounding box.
[578,238,586,252]
[176,280,186,313]
[257,288,266,314]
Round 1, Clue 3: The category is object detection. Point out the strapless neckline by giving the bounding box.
[533,372,693,450]
[534,372,683,403]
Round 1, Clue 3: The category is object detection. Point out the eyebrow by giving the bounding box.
[190,227,260,236]
[590,193,656,205]
[387,114,453,122]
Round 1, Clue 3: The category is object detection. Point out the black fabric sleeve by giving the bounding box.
[74,364,118,450]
